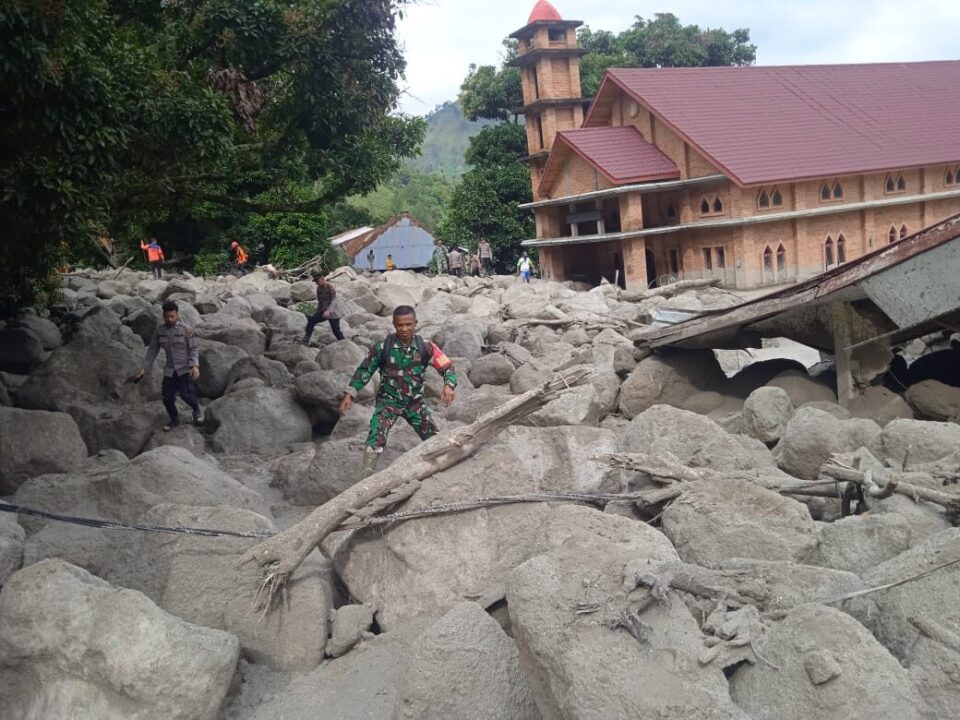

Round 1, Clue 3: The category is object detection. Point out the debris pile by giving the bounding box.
[0,265,958,719]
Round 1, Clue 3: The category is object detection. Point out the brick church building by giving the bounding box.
[513,0,960,289]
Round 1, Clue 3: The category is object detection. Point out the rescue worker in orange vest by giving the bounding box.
[141,238,165,279]
[230,240,249,275]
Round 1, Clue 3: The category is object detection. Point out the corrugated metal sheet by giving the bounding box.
[587,61,960,186]
[349,216,436,271]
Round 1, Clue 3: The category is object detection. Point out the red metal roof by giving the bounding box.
[590,61,960,187]
[528,0,563,23]
[540,126,680,194]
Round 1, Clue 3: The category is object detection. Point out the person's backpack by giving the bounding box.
[380,333,433,370]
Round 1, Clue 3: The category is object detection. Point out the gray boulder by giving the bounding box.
[802,513,914,573]
[506,517,746,720]
[0,514,24,586]
[16,312,62,351]
[441,324,485,360]
[326,603,374,658]
[881,418,960,466]
[774,407,882,479]
[194,315,266,356]
[0,326,46,374]
[905,380,960,421]
[525,383,601,426]
[729,604,928,720]
[197,338,248,398]
[618,350,724,418]
[849,385,914,426]
[224,355,291,390]
[766,369,837,405]
[0,559,238,720]
[509,362,541,394]
[0,407,88,493]
[467,353,515,386]
[317,339,367,373]
[661,478,817,565]
[742,386,795,443]
[13,446,269,533]
[65,401,167,458]
[143,423,207,456]
[206,386,312,453]
[620,404,776,471]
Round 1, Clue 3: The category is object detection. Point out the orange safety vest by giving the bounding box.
[235,245,248,263]
[141,241,164,263]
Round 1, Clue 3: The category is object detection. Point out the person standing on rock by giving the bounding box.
[140,238,165,279]
[134,300,204,431]
[469,252,481,277]
[517,251,534,283]
[447,247,463,278]
[230,240,249,275]
[303,273,343,345]
[366,248,376,272]
[339,305,457,477]
[479,238,493,275]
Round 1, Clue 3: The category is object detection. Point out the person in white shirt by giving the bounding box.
[516,251,534,283]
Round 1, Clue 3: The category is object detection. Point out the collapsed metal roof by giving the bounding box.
[634,212,960,356]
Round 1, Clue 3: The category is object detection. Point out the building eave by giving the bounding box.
[508,19,583,39]
[521,186,960,247]
[519,174,728,210]
[507,48,590,67]
[515,97,589,114]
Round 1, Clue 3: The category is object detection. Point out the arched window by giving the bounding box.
[900,224,908,240]
[758,190,770,209]
[885,175,896,193]
[947,169,956,186]
[700,198,710,214]
[820,184,831,201]
[888,226,898,244]
[825,236,835,267]
[713,196,723,213]
[837,234,846,264]
[665,203,677,220]
[832,181,843,199]
[776,244,786,273]
[771,188,783,206]
[897,175,906,191]
[763,246,773,272]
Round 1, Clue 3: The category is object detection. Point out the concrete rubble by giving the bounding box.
[0,265,959,718]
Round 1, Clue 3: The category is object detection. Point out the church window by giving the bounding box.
[832,181,843,199]
[702,248,713,271]
[758,190,770,209]
[900,224,908,240]
[776,244,786,272]
[763,246,773,272]
[820,184,831,201]
[885,173,906,194]
[837,234,846,264]
[825,236,835,267]
[885,176,895,193]
[700,198,711,214]
[665,203,677,220]
[548,28,565,42]
[535,115,544,150]
[771,188,783,206]
[716,247,726,269]
[713,196,724,213]
[888,226,898,244]
[897,175,906,191]
[946,169,956,186]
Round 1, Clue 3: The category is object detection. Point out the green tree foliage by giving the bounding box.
[437,124,533,270]
[349,168,453,231]
[0,0,423,309]
[458,41,523,122]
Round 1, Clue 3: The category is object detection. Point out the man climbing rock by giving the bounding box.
[140,238,165,279]
[303,272,343,345]
[135,300,204,431]
[339,305,457,477]
[230,240,249,275]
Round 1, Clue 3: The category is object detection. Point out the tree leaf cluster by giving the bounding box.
[0,0,423,309]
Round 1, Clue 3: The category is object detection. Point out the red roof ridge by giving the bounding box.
[528,0,563,23]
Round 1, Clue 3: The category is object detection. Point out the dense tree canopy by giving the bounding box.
[0,0,423,309]
[436,123,534,270]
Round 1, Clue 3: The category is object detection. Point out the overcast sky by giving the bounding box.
[395,0,960,114]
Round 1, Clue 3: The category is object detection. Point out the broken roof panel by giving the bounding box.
[590,62,960,187]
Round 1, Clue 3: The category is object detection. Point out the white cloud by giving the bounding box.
[396,0,960,114]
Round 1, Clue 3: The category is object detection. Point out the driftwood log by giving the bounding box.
[240,367,590,612]
[620,277,721,303]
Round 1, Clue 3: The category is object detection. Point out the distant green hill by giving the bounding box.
[406,101,494,179]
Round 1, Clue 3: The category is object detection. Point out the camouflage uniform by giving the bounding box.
[346,337,457,451]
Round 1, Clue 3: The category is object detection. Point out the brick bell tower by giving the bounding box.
[508,0,587,200]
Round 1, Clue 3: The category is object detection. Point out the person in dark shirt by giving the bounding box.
[303,273,344,345]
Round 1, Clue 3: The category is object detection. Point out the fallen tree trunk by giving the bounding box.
[240,367,590,612]
[620,277,721,302]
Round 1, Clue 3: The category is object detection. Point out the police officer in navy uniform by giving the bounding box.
[135,300,204,431]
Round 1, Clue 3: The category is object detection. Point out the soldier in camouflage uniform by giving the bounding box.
[339,305,457,477]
